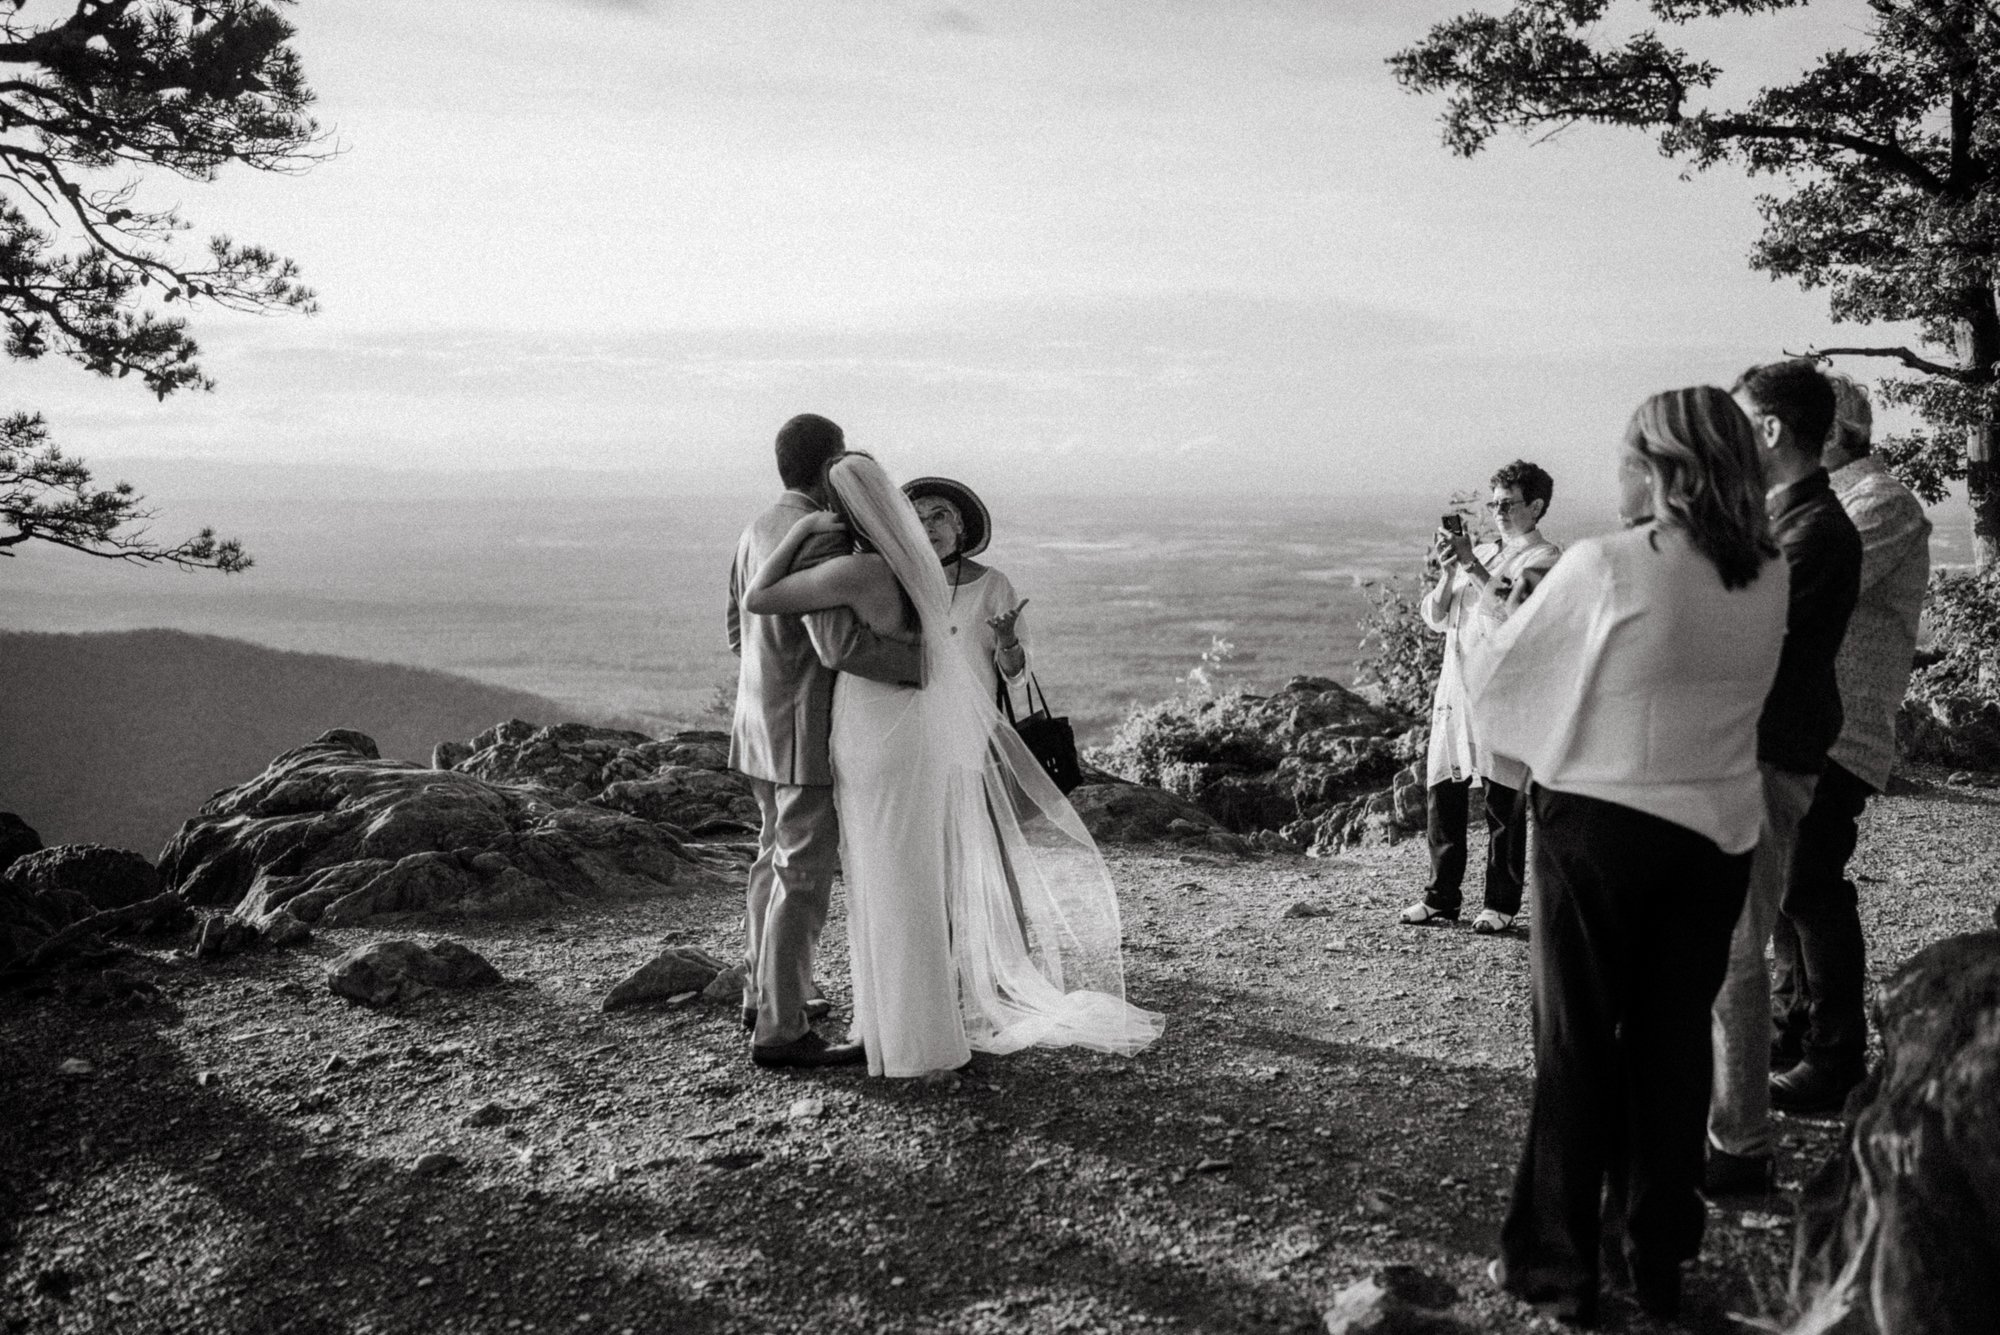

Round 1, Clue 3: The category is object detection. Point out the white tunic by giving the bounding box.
[1421,533,1561,789]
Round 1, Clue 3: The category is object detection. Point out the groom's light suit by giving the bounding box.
[727,489,924,1046]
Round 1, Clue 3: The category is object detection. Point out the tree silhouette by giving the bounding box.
[1393,0,2000,567]
[1,0,323,570]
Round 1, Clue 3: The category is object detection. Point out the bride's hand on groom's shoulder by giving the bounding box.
[792,510,846,537]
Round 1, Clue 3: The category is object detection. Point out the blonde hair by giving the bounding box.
[1825,372,1873,457]
[1625,387,1779,590]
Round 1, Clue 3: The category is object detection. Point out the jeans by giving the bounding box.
[1707,764,1818,1158]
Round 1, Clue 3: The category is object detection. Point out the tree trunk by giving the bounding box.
[1972,423,2000,571]
[1958,296,2000,570]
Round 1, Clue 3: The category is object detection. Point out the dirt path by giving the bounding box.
[4,775,1996,1334]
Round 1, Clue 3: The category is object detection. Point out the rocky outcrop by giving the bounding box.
[326,938,504,1008]
[436,721,758,835]
[1897,692,2000,771]
[0,813,42,877]
[1283,760,1427,852]
[1068,784,1253,855]
[159,730,712,928]
[0,843,172,963]
[1093,677,1420,854]
[1789,931,2000,1334]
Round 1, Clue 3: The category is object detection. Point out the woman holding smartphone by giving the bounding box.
[1397,460,1562,934]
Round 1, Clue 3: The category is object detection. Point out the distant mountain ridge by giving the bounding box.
[0,629,597,856]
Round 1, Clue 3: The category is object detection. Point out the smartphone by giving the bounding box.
[1440,513,1464,535]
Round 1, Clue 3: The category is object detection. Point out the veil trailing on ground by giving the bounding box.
[827,455,1163,1057]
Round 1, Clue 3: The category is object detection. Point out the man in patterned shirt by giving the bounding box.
[1769,374,1932,1113]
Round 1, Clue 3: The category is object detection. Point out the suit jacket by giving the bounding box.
[727,491,925,786]
[1758,470,1863,777]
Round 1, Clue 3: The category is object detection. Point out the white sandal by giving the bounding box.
[1471,909,1516,934]
[1397,901,1458,926]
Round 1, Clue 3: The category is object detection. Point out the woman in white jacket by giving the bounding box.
[1468,388,1787,1325]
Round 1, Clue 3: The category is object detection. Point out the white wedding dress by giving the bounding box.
[825,457,1164,1077]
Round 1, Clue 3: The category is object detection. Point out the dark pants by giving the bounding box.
[1499,787,1751,1322]
[1423,776,1527,916]
[1772,759,1874,1069]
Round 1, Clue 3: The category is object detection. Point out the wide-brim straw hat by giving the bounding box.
[901,476,991,558]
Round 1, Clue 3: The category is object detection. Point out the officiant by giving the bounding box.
[904,477,1030,704]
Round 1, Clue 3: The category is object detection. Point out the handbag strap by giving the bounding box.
[996,672,1055,719]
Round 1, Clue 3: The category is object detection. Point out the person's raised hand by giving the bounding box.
[987,597,1029,642]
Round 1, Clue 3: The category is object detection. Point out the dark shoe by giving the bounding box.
[1628,1258,1681,1320]
[1701,1146,1775,1199]
[741,996,833,1031]
[750,1031,864,1070]
[1488,1258,1597,1327]
[1770,1058,1864,1116]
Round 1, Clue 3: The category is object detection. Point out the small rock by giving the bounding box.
[57,1058,94,1077]
[700,1149,764,1170]
[262,911,311,948]
[463,1102,512,1128]
[195,1070,219,1088]
[787,1098,825,1122]
[701,963,747,1002]
[1193,1157,1233,1173]
[326,938,503,1008]
[323,1054,347,1074]
[1282,901,1333,919]
[411,1151,463,1178]
[601,946,728,1011]
[1323,1274,1439,1335]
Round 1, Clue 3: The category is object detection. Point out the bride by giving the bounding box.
[742,452,1163,1076]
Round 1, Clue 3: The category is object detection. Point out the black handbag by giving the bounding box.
[998,673,1083,794]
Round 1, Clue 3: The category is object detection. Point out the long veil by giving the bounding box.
[828,455,1164,1056]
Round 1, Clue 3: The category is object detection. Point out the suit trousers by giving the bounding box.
[1499,787,1749,1323]
[1771,759,1874,1069]
[744,778,840,1046]
[1708,764,1818,1158]
[1423,776,1527,916]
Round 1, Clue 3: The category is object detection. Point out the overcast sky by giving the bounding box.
[13,0,1899,499]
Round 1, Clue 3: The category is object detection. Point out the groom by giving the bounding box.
[726,413,923,1069]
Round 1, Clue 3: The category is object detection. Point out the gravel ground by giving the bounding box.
[3,771,1996,1335]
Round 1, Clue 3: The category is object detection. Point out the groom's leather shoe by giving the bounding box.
[751,1031,865,1070]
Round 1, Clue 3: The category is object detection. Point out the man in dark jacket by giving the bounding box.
[1706,361,1863,1196]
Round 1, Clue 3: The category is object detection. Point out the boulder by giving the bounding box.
[601,945,731,1011]
[1898,692,2000,770]
[1322,1266,1462,1334]
[327,938,504,1008]
[1789,931,2000,1334]
[0,813,42,877]
[1,844,164,922]
[160,729,710,927]
[1068,783,1224,844]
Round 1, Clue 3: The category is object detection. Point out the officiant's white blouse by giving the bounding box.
[1464,524,1788,854]
[944,566,1030,705]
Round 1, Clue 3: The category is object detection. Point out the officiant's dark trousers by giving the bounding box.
[1422,777,1527,916]
[1498,787,1750,1321]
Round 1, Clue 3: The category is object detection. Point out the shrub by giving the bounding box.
[1911,568,2000,701]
